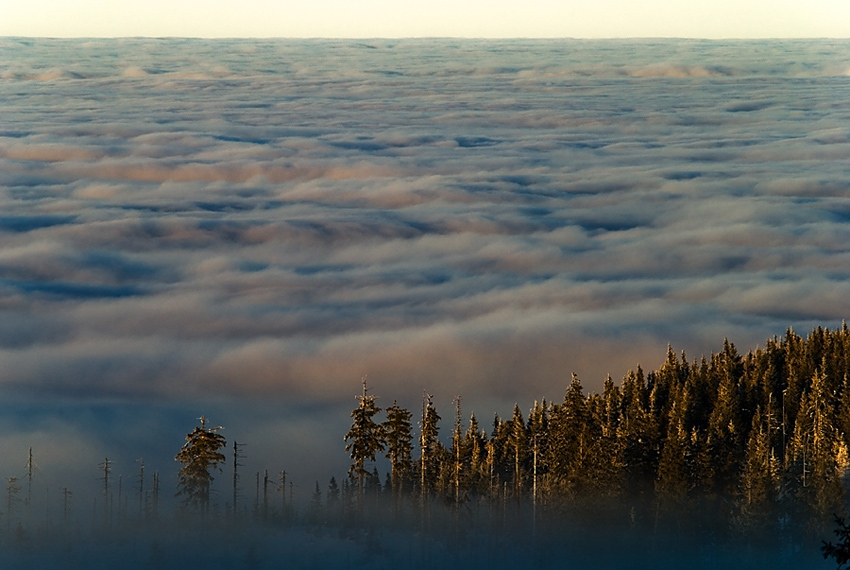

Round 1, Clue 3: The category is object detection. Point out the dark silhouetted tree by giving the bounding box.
[824,516,850,570]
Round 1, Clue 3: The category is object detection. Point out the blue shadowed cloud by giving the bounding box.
[0,215,77,232]
[5,280,144,299]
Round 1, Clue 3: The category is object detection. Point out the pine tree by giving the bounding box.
[465,413,487,498]
[419,393,442,498]
[547,377,580,497]
[175,416,227,513]
[449,397,468,506]
[783,328,809,448]
[737,406,780,536]
[508,403,527,497]
[656,393,691,511]
[839,373,850,452]
[366,467,382,496]
[618,367,659,502]
[789,370,849,531]
[344,378,386,497]
[651,346,685,437]
[528,400,548,506]
[488,413,512,495]
[309,481,323,525]
[706,343,745,499]
[327,476,340,521]
[602,376,620,439]
[823,515,850,569]
[383,401,414,499]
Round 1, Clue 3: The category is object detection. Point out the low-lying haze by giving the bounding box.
[1,38,850,495]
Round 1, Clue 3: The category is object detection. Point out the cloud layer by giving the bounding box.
[1,38,850,487]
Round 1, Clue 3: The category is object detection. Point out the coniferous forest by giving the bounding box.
[5,326,850,569]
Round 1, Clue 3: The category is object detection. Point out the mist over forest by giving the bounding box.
[1,38,850,567]
[1,326,848,569]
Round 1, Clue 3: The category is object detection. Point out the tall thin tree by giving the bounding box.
[344,377,386,498]
[232,441,246,515]
[383,400,414,501]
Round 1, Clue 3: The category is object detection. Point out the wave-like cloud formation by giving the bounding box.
[1,38,850,484]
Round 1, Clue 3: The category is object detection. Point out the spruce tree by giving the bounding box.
[613,366,661,527]
[449,397,468,505]
[656,394,691,512]
[419,394,443,499]
[737,406,780,536]
[508,403,528,497]
[383,401,414,499]
[309,481,323,525]
[488,413,512,494]
[344,379,386,498]
[528,400,548,506]
[175,416,227,513]
[789,370,849,531]
[706,348,745,498]
[327,476,340,521]
[465,413,487,498]
[602,376,620,439]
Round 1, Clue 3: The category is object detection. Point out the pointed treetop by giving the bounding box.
[196,416,223,433]
[358,375,378,405]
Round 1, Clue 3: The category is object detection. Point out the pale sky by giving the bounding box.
[2,0,849,38]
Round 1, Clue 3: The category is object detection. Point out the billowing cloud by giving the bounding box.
[1,38,849,492]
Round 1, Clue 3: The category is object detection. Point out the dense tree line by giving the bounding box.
[3,325,850,569]
[343,325,850,544]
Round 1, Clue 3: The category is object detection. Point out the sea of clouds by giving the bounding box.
[1,38,849,495]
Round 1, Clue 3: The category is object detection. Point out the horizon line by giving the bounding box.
[3,35,849,41]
